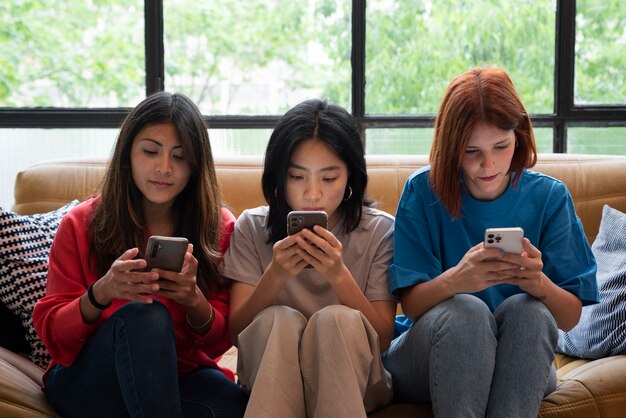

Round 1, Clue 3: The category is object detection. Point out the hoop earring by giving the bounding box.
[515,140,519,147]
[343,186,353,201]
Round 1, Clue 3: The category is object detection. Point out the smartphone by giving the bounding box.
[484,227,524,255]
[287,211,328,235]
[144,236,189,272]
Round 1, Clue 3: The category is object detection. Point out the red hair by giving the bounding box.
[429,67,537,218]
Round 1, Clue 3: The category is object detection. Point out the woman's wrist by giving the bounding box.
[186,303,214,331]
[263,263,290,288]
[87,282,111,310]
[438,267,460,296]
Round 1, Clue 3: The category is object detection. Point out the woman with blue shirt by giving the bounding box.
[382,67,598,418]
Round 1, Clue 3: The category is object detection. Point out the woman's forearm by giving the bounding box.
[228,269,288,344]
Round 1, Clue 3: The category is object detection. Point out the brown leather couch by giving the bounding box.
[2,154,626,417]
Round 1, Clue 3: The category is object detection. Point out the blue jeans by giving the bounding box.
[44,301,248,418]
[382,294,558,418]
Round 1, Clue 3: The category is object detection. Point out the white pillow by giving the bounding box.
[557,204,626,359]
[0,201,80,368]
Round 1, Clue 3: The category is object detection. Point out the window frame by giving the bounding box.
[0,0,624,153]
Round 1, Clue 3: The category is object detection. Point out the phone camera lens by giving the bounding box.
[150,243,161,258]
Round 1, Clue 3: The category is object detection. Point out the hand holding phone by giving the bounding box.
[145,236,189,272]
[484,227,524,255]
[287,211,328,269]
[287,211,328,235]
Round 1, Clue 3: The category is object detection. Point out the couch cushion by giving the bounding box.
[0,352,58,417]
[557,205,626,358]
[0,201,79,368]
[12,159,105,216]
[539,355,626,418]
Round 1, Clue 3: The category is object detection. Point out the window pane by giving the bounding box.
[365,128,434,155]
[366,0,555,115]
[534,127,553,153]
[0,129,118,209]
[0,1,144,108]
[567,127,626,155]
[575,1,626,105]
[365,126,553,155]
[209,129,272,156]
[0,127,275,209]
[164,0,351,115]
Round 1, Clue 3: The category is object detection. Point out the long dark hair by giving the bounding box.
[90,91,223,293]
[262,99,371,243]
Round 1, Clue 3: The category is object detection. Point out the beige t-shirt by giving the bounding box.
[221,206,396,318]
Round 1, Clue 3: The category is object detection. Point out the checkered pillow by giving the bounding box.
[557,204,626,359]
[0,200,79,368]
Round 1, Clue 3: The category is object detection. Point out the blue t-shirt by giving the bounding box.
[390,166,598,337]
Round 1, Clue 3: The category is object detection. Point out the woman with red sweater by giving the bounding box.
[33,92,247,418]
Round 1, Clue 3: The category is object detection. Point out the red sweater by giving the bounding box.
[33,197,237,382]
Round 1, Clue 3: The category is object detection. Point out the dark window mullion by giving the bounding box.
[352,0,366,130]
[2,0,625,136]
[554,0,576,153]
[145,0,164,95]
[0,109,128,128]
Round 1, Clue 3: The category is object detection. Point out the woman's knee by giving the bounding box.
[403,294,495,358]
[393,295,494,349]
[437,294,495,332]
[496,293,550,319]
[495,294,558,343]
[312,304,360,323]
[247,305,307,336]
[114,300,170,319]
[111,301,173,338]
[305,305,370,344]
[308,305,364,333]
[259,305,307,324]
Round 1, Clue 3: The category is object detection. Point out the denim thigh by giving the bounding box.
[383,294,497,417]
[179,367,248,418]
[44,301,180,418]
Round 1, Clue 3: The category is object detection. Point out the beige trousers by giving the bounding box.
[237,305,393,418]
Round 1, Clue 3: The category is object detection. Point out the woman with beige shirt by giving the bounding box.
[222,99,396,418]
